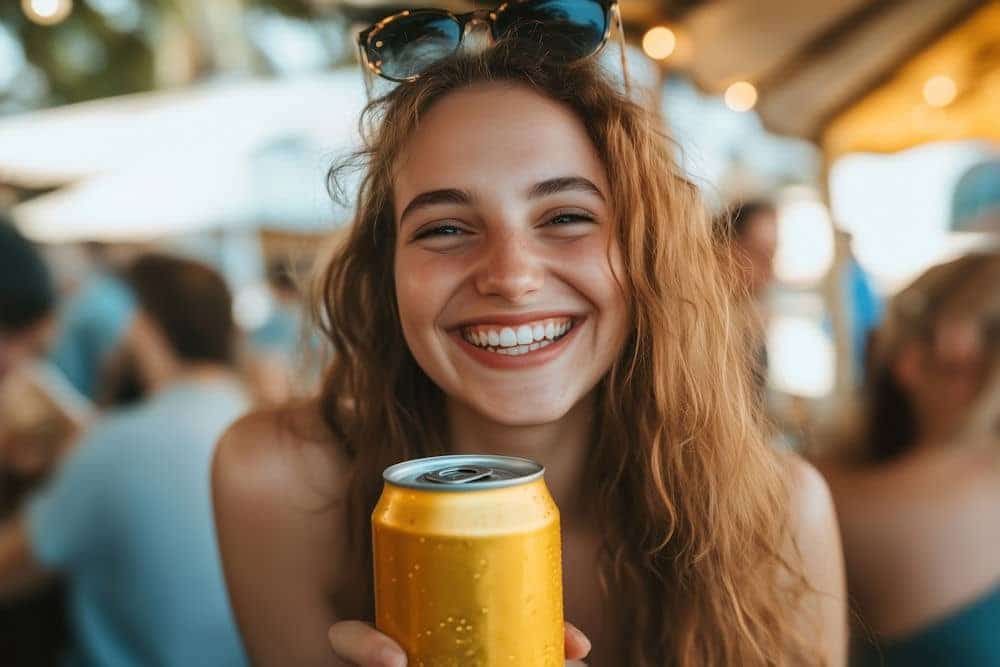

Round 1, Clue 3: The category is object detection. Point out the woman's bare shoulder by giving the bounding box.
[780,454,843,580]
[784,455,837,527]
[213,400,355,665]
[782,454,848,666]
[213,399,352,517]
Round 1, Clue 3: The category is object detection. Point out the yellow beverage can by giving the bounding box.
[373,455,563,667]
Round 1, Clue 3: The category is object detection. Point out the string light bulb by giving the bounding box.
[724,81,757,112]
[923,75,957,108]
[21,0,73,26]
[642,26,677,60]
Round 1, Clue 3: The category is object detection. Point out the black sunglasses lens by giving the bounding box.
[368,13,463,80]
[493,0,609,61]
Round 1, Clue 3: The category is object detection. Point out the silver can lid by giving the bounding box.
[382,454,544,491]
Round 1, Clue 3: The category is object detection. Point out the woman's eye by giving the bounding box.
[413,224,466,240]
[545,213,594,226]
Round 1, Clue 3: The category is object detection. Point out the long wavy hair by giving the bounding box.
[858,251,1000,463]
[315,42,818,665]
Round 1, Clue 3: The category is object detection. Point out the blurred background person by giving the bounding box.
[0,253,249,667]
[47,242,136,404]
[0,215,69,666]
[243,257,308,406]
[0,217,56,383]
[715,199,778,394]
[819,251,1000,666]
[718,199,779,299]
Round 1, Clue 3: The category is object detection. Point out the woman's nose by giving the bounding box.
[474,231,544,302]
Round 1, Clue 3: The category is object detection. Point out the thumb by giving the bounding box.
[328,621,406,667]
[564,622,592,661]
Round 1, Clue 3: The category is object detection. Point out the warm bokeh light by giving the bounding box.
[767,316,835,398]
[724,81,757,112]
[642,26,676,60]
[774,195,835,287]
[21,0,73,26]
[922,74,957,108]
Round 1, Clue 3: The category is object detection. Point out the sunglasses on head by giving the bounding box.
[358,0,618,83]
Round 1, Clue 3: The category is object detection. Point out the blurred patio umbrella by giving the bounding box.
[1,69,366,241]
[0,70,361,186]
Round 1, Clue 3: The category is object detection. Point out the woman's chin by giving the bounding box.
[463,396,575,430]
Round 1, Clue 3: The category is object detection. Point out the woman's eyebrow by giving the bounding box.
[528,177,605,201]
[399,188,472,224]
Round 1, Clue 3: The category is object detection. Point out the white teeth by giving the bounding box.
[516,325,533,345]
[463,319,574,352]
[499,327,517,347]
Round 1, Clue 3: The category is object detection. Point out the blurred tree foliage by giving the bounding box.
[0,1,155,105]
[0,0,325,107]
[246,0,314,18]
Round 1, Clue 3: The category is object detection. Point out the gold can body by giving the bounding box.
[373,467,563,667]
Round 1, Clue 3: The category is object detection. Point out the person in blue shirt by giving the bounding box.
[0,253,250,666]
[48,243,136,402]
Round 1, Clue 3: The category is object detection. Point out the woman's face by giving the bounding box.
[898,312,999,441]
[393,84,628,426]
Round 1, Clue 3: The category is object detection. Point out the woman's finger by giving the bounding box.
[328,621,406,667]
[564,622,592,661]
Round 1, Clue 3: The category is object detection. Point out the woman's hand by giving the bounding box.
[329,620,591,666]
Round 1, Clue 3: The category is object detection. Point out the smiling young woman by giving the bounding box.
[211,41,846,667]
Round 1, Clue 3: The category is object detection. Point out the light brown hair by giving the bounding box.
[316,43,817,665]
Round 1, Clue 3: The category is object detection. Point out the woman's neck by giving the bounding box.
[446,395,594,524]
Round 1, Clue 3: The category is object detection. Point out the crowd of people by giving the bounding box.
[0,32,997,667]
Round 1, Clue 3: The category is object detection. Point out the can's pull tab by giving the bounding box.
[423,466,495,485]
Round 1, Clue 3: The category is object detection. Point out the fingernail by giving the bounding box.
[376,645,406,667]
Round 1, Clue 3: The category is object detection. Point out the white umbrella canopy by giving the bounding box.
[3,70,367,242]
[0,69,366,186]
[14,131,359,243]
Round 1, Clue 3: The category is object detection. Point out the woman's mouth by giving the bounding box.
[460,317,575,356]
